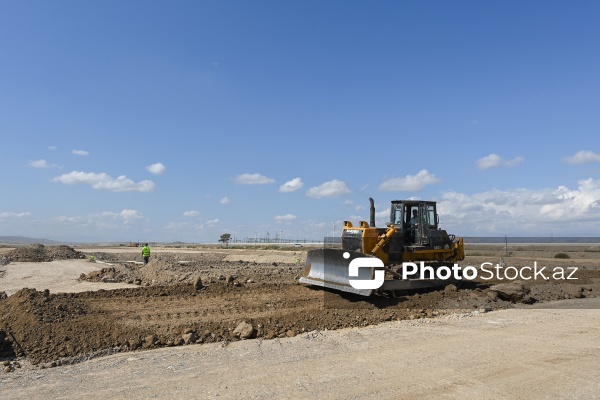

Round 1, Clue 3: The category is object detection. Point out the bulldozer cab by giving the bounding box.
[391,201,438,245]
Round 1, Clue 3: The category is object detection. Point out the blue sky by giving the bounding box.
[1,1,600,243]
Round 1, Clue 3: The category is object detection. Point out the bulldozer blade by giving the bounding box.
[299,248,376,296]
[299,249,459,296]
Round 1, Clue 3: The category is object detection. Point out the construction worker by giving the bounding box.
[409,209,419,228]
[142,243,150,265]
[409,209,419,243]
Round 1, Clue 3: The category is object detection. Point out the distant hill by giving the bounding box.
[0,236,66,246]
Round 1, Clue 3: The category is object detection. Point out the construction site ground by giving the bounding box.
[1,243,600,399]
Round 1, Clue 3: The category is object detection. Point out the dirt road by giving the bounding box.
[2,302,599,399]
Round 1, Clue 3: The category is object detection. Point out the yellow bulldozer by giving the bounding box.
[299,198,465,296]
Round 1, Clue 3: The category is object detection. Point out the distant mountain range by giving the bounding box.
[0,236,68,246]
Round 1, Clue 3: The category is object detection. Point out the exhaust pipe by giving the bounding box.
[369,197,375,228]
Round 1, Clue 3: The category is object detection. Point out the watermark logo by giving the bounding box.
[346,252,385,290]
[400,261,578,281]
[346,254,578,288]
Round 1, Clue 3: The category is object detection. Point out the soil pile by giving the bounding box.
[81,251,302,287]
[3,244,84,262]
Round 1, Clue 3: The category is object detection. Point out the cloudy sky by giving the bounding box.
[1,1,599,243]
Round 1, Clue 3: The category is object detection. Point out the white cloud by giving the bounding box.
[436,178,600,235]
[48,146,57,151]
[379,170,441,191]
[52,171,155,192]
[306,179,352,198]
[55,215,82,223]
[206,219,219,226]
[477,154,502,170]
[537,179,600,220]
[477,154,524,170]
[220,197,231,204]
[72,149,89,156]
[56,209,145,229]
[505,156,524,167]
[274,214,297,221]
[24,210,147,241]
[279,177,304,192]
[146,163,166,174]
[96,209,143,221]
[562,150,600,165]
[28,159,56,169]
[0,212,31,218]
[119,209,143,221]
[234,173,275,185]
[374,209,390,226]
[183,210,201,218]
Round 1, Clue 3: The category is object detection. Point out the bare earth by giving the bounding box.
[1,243,600,399]
[0,260,137,296]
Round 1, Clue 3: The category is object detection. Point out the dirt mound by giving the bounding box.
[80,251,301,287]
[4,244,84,262]
[0,280,528,366]
[0,288,89,362]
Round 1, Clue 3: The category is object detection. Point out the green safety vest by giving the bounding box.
[142,246,150,257]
